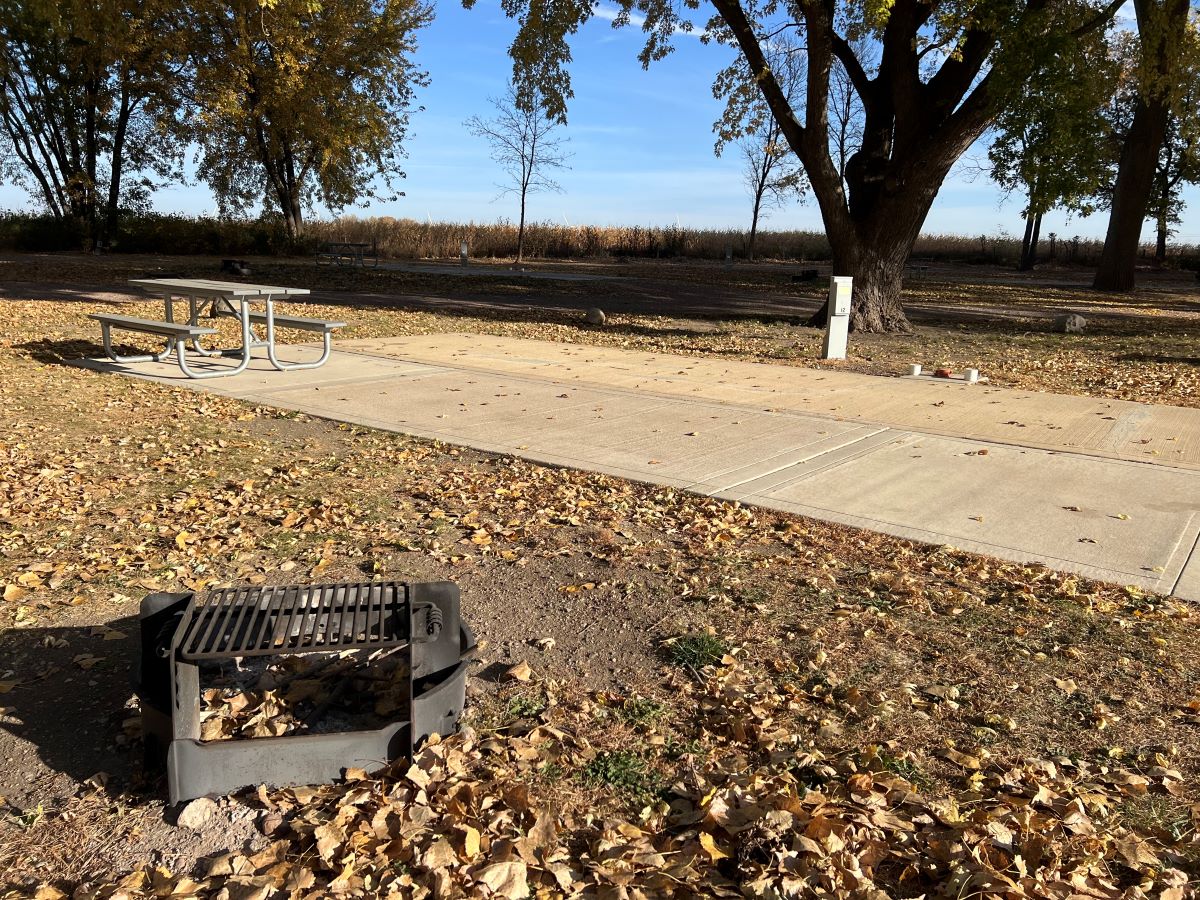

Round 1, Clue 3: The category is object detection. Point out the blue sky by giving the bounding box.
[2,0,1196,243]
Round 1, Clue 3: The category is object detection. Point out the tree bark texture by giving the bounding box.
[1093,0,1189,290]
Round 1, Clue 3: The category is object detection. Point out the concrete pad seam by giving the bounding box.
[1169,519,1200,598]
[722,431,912,501]
[696,427,892,494]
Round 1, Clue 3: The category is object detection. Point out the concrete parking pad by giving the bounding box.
[77,335,1200,600]
[342,335,1200,469]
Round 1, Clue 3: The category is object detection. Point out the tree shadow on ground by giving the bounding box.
[1117,351,1200,366]
[0,614,148,808]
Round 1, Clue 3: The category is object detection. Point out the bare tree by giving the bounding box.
[716,36,806,261]
[827,40,872,188]
[740,117,805,260]
[465,84,570,263]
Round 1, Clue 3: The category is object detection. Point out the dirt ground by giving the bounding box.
[1,253,1198,898]
[2,251,1197,408]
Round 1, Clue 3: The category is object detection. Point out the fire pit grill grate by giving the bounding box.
[178,582,411,660]
[137,580,473,804]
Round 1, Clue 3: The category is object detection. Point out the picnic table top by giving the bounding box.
[129,278,311,298]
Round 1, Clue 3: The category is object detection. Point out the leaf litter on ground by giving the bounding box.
[1,267,1198,897]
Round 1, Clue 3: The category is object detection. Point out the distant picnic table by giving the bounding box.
[90,278,345,379]
[316,241,379,268]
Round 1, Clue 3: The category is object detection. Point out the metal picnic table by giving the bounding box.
[316,241,379,268]
[90,278,344,379]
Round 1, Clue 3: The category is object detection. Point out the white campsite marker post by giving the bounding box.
[460,241,469,267]
[821,276,852,360]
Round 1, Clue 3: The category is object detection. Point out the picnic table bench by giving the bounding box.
[92,278,345,379]
[316,241,379,268]
[905,257,934,281]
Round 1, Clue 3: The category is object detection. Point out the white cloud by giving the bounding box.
[590,3,703,39]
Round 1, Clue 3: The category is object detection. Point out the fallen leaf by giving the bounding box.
[462,824,481,858]
[475,860,529,899]
[699,831,730,861]
[505,661,533,682]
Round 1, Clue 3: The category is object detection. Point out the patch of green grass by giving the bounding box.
[10,803,45,830]
[878,753,932,790]
[580,750,657,798]
[1120,795,1195,844]
[617,696,667,726]
[859,594,895,613]
[666,633,728,669]
[505,691,547,721]
[663,736,706,760]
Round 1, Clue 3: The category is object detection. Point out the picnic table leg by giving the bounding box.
[175,299,252,379]
[100,299,175,363]
[156,297,178,361]
[264,298,335,371]
[185,295,223,357]
[99,321,177,364]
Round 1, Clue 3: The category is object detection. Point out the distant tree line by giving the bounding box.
[3,0,1197,334]
[0,0,431,249]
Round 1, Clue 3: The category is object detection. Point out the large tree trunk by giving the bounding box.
[84,76,100,249]
[806,214,921,333]
[748,192,762,262]
[836,235,913,333]
[284,197,303,242]
[517,188,527,263]
[1093,0,1189,291]
[1092,96,1170,290]
[103,85,132,248]
[1019,212,1042,271]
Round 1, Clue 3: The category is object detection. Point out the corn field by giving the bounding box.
[1,211,1196,268]
[310,217,1127,266]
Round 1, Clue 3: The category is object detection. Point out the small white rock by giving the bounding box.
[1054,313,1086,334]
[176,796,219,830]
[585,307,606,326]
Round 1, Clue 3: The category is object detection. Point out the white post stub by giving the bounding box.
[460,241,469,267]
[821,276,852,360]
